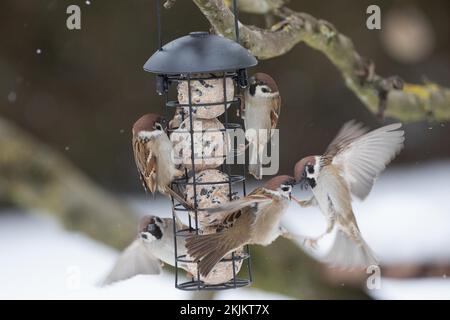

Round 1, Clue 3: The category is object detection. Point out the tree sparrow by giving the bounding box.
[243,73,281,180]
[185,175,295,277]
[132,113,192,209]
[293,121,405,268]
[101,215,188,286]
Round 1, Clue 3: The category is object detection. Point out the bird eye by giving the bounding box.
[155,217,162,223]
[155,123,162,130]
[261,87,270,93]
[307,166,315,174]
[281,186,290,192]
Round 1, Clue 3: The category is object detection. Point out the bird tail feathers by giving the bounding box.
[248,142,263,180]
[186,232,238,277]
[325,229,378,269]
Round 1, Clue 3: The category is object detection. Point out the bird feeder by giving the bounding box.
[143,1,257,290]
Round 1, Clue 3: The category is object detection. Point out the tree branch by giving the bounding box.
[0,116,371,299]
[191,0,450,122]
[0,118,138,249]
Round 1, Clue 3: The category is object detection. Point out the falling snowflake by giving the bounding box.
[7,91,17,103]
[65,146,70,151]
[36,48,42,54]
[85,0,91,5]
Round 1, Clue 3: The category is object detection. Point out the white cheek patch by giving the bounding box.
[140,232,157,243]
[306,162,320,179]
[257,89,279,99]
[138,130,162,140]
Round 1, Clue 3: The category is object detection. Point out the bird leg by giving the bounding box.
[292,196,317,208]
[279,226,307,242]
[165,187,195,211]
[302,217,336,250]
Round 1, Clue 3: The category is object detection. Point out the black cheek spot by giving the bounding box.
[148,224,163,240]
[307,178,316,189]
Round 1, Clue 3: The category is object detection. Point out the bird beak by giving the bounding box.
[295,176,309,190]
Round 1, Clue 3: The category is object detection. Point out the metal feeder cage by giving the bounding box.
[143,0,257,290]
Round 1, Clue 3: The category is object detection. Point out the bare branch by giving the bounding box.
[192,0,450,122]
[227,0,289,15]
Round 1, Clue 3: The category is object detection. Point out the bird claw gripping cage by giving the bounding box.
[143,1,257,290]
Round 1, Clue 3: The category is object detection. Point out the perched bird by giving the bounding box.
[132,113,192,209]
[293,121,405,268]
[243,73,281,180]
[186,175,295,277]
[101,215,188,286]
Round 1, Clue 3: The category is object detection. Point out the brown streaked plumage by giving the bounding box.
[132,113,193,210]
[185,175,295,277]
[293,121,405,268]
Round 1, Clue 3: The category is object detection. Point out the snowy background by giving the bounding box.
[1,161,449,300]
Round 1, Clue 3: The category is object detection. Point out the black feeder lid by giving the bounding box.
[143,32,257,74]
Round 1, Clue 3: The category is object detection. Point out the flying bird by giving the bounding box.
[186,175,295,277]
[101,215,189,286]
[294,121,405,268]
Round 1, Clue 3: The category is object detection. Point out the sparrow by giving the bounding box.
[101,215,189,286]
[293,121,405,268]
[132,113,193,209]
[185,175,295,277]
[243,73,281,180]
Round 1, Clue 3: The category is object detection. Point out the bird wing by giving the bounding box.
[186,209,254,277]
[270,95,281,130]
[323,121,405,200]
[317,167,379,268]
[132,137,157,193]
[317,166,353,220]
[100,239,161,286]
[204,187,273,217]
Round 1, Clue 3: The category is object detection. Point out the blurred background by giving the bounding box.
[0,0,449,300]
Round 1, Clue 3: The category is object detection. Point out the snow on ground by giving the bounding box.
[0,161,449,299]
[0,212,288,300]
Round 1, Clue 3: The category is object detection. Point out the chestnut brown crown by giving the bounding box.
[263,175,296,191]
[132,113,167,136]
[294,156,317,182]
[253,73,279,93]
